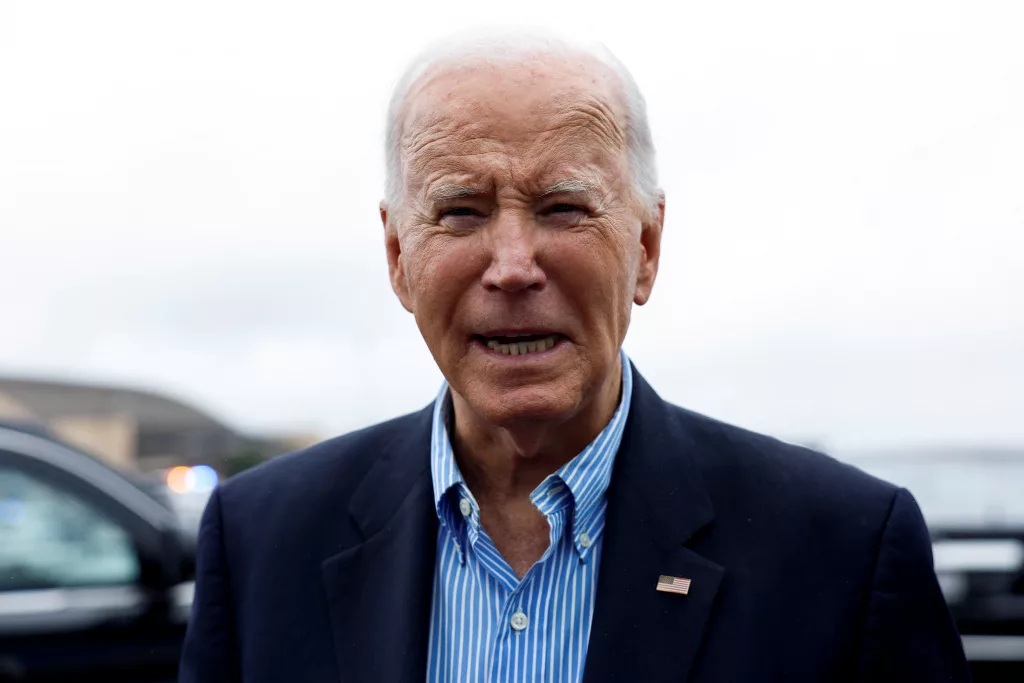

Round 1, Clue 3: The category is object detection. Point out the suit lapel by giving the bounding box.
[321,407,438,683]
[583,368,725,683]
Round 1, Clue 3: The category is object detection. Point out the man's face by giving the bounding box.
[384,57,662,428]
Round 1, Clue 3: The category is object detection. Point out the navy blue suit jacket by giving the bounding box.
[180,366,970,682]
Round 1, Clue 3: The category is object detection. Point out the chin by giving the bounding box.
[462,381,579,427]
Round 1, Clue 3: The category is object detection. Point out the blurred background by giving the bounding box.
[1,0,1021,680]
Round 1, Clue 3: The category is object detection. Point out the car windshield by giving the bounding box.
[847,456,1024,530]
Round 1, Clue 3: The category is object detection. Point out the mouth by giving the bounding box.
[472,332,565,357]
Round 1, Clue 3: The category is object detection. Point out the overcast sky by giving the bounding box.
[1,0,1021,450]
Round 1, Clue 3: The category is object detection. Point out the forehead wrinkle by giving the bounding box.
[533,100,627,157]
[403,83,626,158]
[402,127,452,166]
[400,78,631,205]
[411,150,507,200]
[404,145,510,200]
[401,109,498,171]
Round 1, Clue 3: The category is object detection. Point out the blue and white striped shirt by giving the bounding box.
[426,351,633,683]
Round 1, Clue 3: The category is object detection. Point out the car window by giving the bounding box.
[0,466,141,591]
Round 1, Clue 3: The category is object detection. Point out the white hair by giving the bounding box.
[383,29,660,213]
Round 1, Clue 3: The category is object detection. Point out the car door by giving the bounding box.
[0,427,191,682]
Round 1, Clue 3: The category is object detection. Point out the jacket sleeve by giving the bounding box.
[855,487,972,682]
[179,487,241,683]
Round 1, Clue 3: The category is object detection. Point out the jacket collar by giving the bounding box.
[608,363,716,548]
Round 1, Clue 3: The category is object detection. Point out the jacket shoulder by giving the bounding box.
[669,404,900,525]
[216,406,431,516]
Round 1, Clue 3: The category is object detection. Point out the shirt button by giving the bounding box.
[510,611,529,632]
[459,498,472,517]
[579,532,592,549]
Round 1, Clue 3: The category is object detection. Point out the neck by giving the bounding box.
[449,356,624,500]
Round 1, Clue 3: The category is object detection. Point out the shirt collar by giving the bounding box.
[429,349,634,559]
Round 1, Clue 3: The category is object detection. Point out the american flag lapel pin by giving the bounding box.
[656,575,692,595]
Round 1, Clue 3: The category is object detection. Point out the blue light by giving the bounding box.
[0,498,25,525]
[189,465,219,493]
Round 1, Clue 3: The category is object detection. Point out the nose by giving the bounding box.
[480,214,546,293]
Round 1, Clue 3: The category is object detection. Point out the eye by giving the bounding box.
[544,203,585,215]
[440,207,480,218]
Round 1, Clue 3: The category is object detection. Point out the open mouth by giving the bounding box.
[474,333,563,356]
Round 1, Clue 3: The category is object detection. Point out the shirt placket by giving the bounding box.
[472,483,569,683]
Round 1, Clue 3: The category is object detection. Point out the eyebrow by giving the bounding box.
[427,184,488,202]
[426,179,599,202]
[540,179,599,196]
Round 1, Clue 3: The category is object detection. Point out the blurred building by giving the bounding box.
[0,377,317,473]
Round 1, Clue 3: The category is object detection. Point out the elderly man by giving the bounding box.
[180,34,970,683]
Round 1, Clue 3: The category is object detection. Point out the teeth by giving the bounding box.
[489,335,559,356]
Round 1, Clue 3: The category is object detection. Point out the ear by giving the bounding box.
[381,203,414,313]
[633,192,665,306]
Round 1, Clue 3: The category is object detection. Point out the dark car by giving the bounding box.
[0,422,196,682]
[845,449,1024,677]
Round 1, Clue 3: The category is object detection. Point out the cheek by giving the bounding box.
[539,233,636,349]
[405,237,486,333]
[545,231,635,304]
